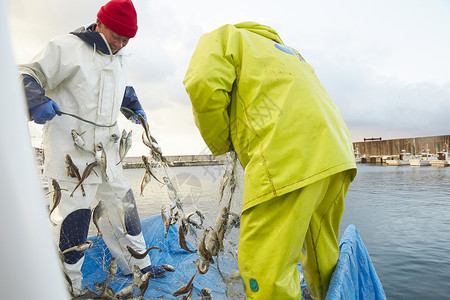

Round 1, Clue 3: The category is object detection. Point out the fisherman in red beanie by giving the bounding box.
[18,0,166,296]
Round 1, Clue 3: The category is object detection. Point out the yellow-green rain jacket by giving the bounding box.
[184,22,356,212]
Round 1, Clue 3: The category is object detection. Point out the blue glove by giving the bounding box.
[131,109,147,124]
[29,99,61,124]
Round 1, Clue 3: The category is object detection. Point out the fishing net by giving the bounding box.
[37,114,247,298]
[79,151,246,299]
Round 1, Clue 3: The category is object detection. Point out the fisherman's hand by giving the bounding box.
[29,99,62,124]
[131,109,147,124]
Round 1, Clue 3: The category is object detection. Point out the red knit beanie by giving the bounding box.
[97,0,138,38]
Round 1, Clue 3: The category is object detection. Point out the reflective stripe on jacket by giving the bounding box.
[184,22,357,211]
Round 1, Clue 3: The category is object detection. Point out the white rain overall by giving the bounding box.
[19,25,150,291]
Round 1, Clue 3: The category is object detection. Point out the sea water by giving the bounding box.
[116,163,450,300]
[340,164,450,300]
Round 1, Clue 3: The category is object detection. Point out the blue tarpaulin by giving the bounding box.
[81,216,385,299]
[326,224,387,300]
[82,214,243,299]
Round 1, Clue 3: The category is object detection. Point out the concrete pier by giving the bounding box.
[122,154,228,168]
[354,134,450,166]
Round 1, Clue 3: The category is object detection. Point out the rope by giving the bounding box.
[55,110,117,128]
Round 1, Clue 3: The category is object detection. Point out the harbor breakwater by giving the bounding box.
[353,135,450,159]
[122,154,228,168]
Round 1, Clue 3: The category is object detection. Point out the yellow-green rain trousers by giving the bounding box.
[184,22,357,299]
[238,170,355,299]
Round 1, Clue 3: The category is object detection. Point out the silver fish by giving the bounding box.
[140,170,151,196]
[178,223,197,253]
[71,129,94,155]
[95,142,108,181]
[206,228,220,257]
[92,202,104,237]
[65,154,85,197]
[110,133,120,143]
[161,205,171,238]
[185,210,205,230]
[140,155,163,196]
[207,206,229,256]
[117,129,132,165]
[142,155,163,183]
[138,116,173,166]
[218,168,231,203]
[201,288,213,300]
[161,264,175,272]
[127,245,162,259]
[70,161,99,197]
[194,259,209,275]
[47,179,67,226]
[96,257,117,295]
[138,271,151,296]
[115,265,141,298]
[198,229,214,265]
[62,240,93,255]
[172,273,196,297]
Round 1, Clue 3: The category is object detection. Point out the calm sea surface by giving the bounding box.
[117,163,450,300]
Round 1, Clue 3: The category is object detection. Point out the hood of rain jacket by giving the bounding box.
[184,22,357,211]
[18,25,130,183]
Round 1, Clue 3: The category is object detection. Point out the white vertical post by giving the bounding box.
[0,1,69,299]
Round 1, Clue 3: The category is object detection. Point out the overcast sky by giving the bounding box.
[7,0,450,155]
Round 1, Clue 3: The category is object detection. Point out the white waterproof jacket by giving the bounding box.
[19,27,129,183]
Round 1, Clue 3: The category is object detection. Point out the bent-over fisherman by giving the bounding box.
[184,22,357,299]
[18,0,166,294]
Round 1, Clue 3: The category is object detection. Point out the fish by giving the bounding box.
[120,106,136,120]
[110,133,120,143]
[65,154,86,197]
[161,205,171,238]
[95,142,108,181]
[108,257,118,277]
[138,115,173,166]
[117,129,132,165]
[228,212,241,229]
[178,223,197,253]
[71,129,94,155]
[201,288,213,300]
[142,155,163,184]
[207,206,229,256]
[140,155,163,196]
[172,273,196,297]
[161,264,175,272]
[115,265,141,298]
[163,176,184,213]
[140,170,151,196]
[218,168,231,202]
[95,257,117,295]
[194,259,209,275]
[138,271,151,296]
[127,245,162,259]
[47,179,67,226]
[179,284,194,300]
[70,161,99,197]
[163,176,177,196]
[198,229,215,265]
[206,228,220,257]
[92,202,104,237]
[62,240,93,255]
[185,210,205,230]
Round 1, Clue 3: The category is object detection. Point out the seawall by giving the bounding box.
[353,135,450,157]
